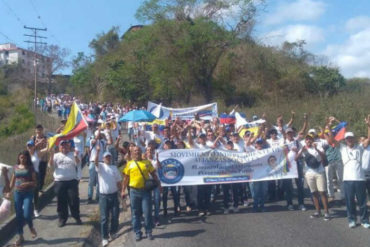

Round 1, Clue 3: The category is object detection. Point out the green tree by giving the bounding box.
[309,66,346,98]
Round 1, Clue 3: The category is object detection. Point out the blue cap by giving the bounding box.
[256,137,264,144]
[103,151,112,158]
[27,140,35,146]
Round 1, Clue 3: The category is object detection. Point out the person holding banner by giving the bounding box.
[249,137,269,212]
[160,140,180,217]
[223,141,243,214]
[188,128,212,216]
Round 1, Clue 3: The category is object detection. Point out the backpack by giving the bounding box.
[303,151,321,169]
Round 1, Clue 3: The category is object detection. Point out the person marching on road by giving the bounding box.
[327,116,370,229]
[49,140,82,227]
[94,144,122,247]
[121,146,161,241]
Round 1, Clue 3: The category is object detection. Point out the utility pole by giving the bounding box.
[24,26,47,111]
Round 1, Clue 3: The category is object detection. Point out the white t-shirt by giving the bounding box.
[206,140,216,148]
[303,147,325,174]
[145,131,163,146]
[314,138,328,151]
[31,152,40,173]
[274,124,288,139]
[53,152,78,181]
[340,144,365,181]
[194,142,208,149]
[267,138,284,148]
[89,139,106,162]
[285,138,301,151]
[233,140,245,152]
[96,162,122,194]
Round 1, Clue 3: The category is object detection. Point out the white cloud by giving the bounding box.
[263,24,324,47]
[265,0,326,25]
[345,16,370,32]
[324,26,370,78]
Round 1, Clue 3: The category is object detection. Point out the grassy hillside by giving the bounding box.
[233,84,370,138]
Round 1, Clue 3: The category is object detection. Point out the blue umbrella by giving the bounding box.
[119,110,156,122]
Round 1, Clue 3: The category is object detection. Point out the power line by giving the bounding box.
[28,0,61,45]
[0,30,22,47]
[1,0,25,26]
[0,31,16,44]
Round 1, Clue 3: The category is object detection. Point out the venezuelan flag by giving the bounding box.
[48,102,88,148]
[332,122,347,141]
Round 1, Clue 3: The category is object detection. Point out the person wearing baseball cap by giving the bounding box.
[94,146,122,246]
[49,139,82,227]
[88,127,112,204]
[326,116,370,229]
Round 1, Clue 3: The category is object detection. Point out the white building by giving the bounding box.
[0,43,51,82]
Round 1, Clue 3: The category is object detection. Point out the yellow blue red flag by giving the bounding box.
[48,102,88,149]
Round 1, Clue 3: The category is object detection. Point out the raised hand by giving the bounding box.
[365,114,370,127]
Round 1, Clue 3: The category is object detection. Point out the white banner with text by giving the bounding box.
[158,147,298,186]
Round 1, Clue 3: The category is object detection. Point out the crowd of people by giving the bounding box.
[0,94,370,247]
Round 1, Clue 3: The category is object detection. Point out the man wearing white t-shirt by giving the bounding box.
[144,124,163,147]
[88,129,111,204]
[49,140,82,227]
[328,123,370,229]
[94,146,122,247]
[327,115,370,229]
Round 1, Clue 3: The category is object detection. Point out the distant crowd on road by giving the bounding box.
[1,93,370,247]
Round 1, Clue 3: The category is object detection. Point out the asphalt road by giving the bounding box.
[117,195,370,247]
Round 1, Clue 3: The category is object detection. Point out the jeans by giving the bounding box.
[54,180,80,222]
[251,181,267,210]
[162,186,179,213]
[14,190,34,235]
[88,162,99,200]
[222,184,242,208]
[99,193,120,239]
[343,181,369,224]
[130,188,153,235]
[152,187,161,221]
[197,185,212,212]
[325,160,344,198]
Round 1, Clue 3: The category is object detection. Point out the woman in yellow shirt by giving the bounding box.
[121,146,160,241]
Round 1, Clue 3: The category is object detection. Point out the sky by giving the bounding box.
[1,0,370,78]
